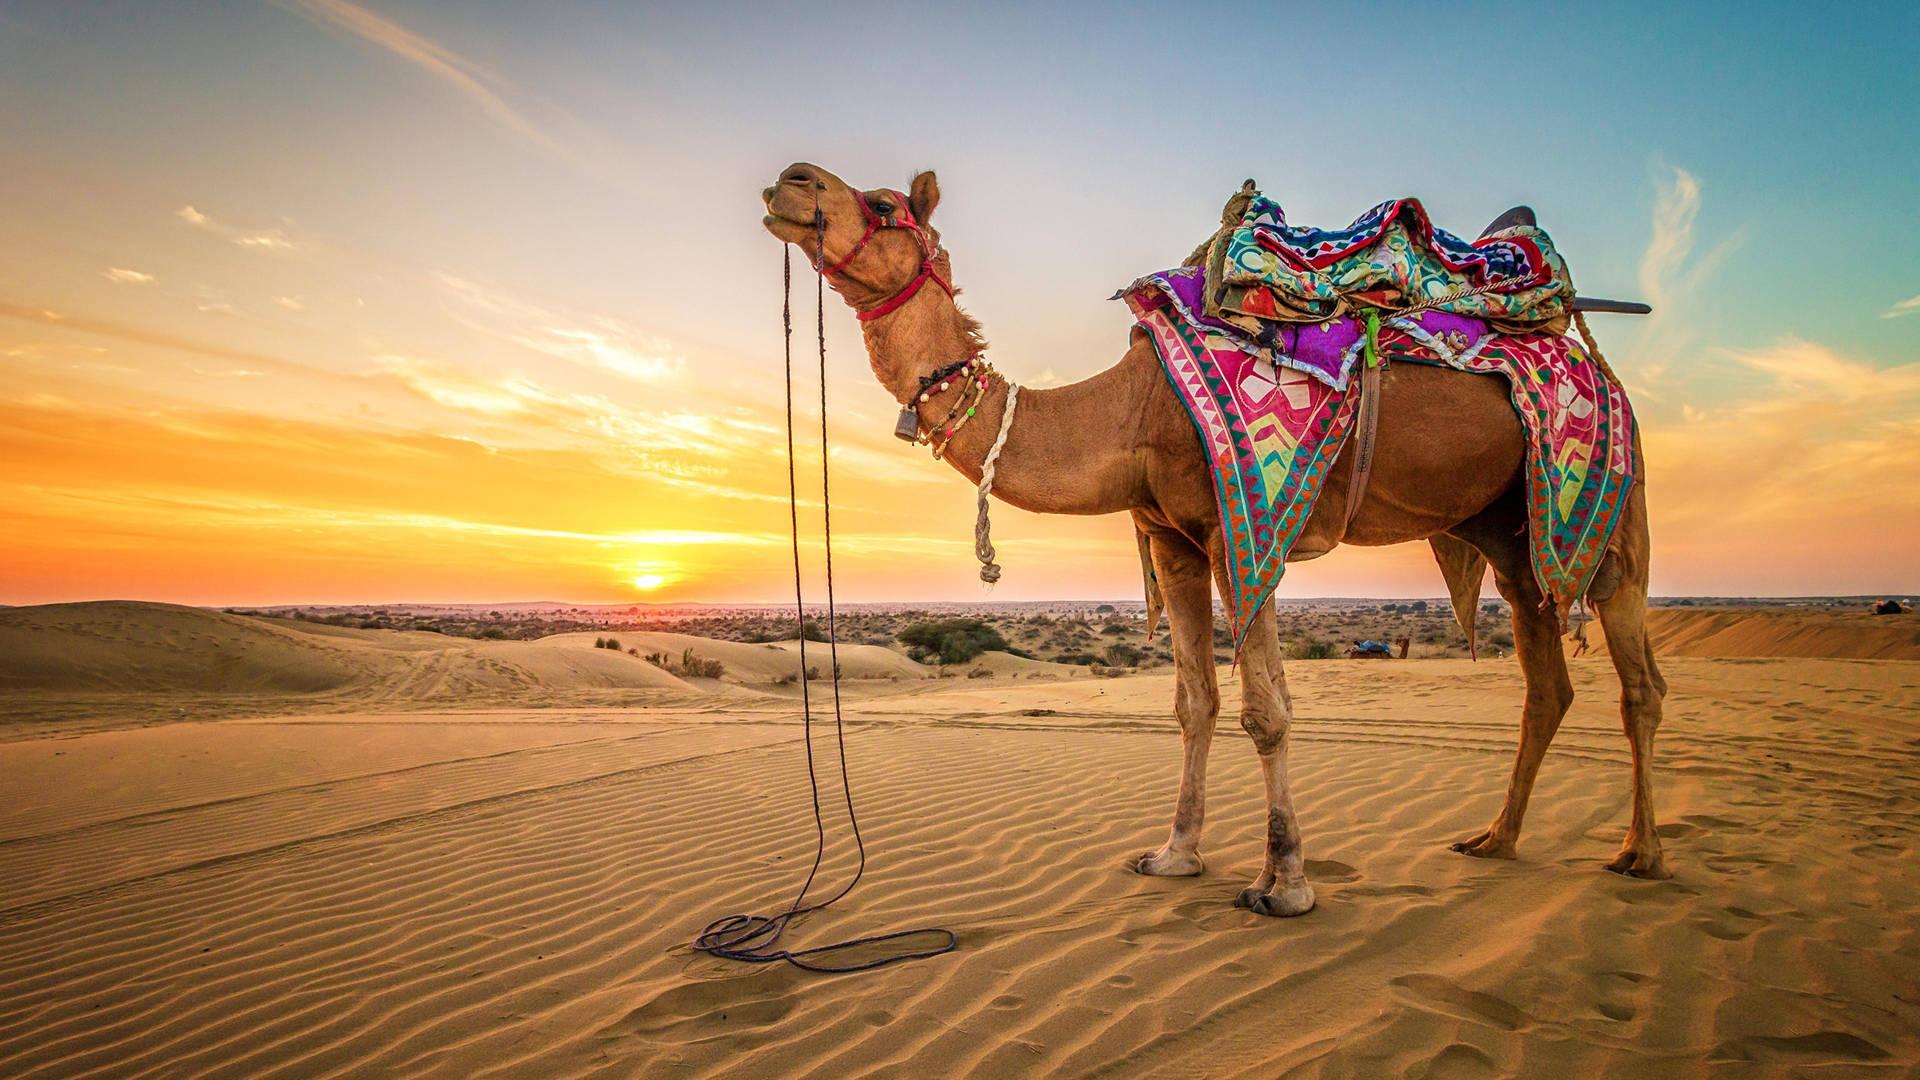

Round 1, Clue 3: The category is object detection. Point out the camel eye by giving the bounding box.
[869,201,895,216]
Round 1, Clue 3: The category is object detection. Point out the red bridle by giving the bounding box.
[815,188,954,322]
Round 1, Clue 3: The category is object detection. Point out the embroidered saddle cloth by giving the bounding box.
[1197,192,1573,336]
[1122,265,1637,651]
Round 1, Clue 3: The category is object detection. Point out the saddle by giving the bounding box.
[1184,183,1649,335]
[1476,205,1649,315]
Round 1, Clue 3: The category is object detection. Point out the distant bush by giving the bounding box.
[478,628,507,640]
[897,618,1008,665]
[680,648,724,679]
[593,637,623,651]
[1101,623,1129,635]
[1055,652,1102,666]
[968,667,994,678]
[1095,604,1115,614]
[1102,643,1143,667]
[1287,638,1337,660]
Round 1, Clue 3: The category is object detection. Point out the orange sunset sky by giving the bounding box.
[2,3,1915,606]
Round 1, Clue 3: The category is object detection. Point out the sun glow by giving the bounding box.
[631,573,668,592]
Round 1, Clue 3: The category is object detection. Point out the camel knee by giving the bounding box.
[1176,680,1220,732]
[1239,701,1291,755]
[1533,678,1574,718]
[1620,680,1663,730]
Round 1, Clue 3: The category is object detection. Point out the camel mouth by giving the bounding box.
[761,211,821,244]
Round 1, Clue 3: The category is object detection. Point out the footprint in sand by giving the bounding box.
[1697,905,1765,941]
[1424,1042,1500,1079]
[1305,858,1360,883]
[1713,1030,1889,1064]
[608,978,795,1042]
[1388,973,1532,1033]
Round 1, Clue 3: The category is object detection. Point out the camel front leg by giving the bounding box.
[1129,528,1218,877]
[1231,601,1315,917]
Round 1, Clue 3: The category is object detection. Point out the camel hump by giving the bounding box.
[1479,205,1537,238]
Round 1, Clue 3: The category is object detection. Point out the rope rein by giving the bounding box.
[973,383,1019,584]
[691,193,956,974]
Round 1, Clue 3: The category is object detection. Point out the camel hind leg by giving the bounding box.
[1448,518,1575,861]
[1589,483,1670,878]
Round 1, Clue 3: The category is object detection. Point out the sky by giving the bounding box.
[1,0,1915,605]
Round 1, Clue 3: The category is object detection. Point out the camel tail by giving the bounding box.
[1429,534,1489,659]
[1138,527,1165,641]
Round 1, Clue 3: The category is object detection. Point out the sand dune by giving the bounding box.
[1591,605,1920,660]
[560,630,935,683]
[2,605,1916,1076]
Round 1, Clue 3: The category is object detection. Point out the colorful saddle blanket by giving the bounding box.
[1123,266,1636,651]
[1203,194,1573,334]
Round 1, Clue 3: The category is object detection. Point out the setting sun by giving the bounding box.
[631,573,667,592]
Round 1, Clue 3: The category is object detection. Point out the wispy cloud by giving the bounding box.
[434,274,684,382]
[102,268,154,285]
[1883,294,1920,320]
[1628,164,1743,391]
[176,204,295,251]
[285,0,572,158]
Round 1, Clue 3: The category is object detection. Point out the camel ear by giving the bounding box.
[909,170,940,223]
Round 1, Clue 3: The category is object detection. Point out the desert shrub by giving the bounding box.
[968,667,994,678]
[1409,600,1429,613]
[1487,631,1514,649]
[1095,604,1115,614]
[1006,646,1037,659]
[897,618,1007,665]
[1287,638,1336,660]
[1102,643,1143,667]
[679,648,724,679]
[1055,652,1102,666]
[478,627,507,639]
[593,637,607,648]
[905,644,932,663]
[1101,623,1129,635]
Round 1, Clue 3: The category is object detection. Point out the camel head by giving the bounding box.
[762,162,947,314]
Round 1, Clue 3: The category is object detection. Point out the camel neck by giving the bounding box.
[853,284,1146,517]
[859,288,983,409]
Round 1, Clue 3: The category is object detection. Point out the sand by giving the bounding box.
[1,603,1916,1077]
[1592,605,1920,661]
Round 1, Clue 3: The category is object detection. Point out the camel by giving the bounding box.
[761,163,1670,917]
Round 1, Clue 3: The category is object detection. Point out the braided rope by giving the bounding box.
[973,383,1020,584]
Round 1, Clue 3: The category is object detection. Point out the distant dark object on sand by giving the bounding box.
[1872,599,1908,615]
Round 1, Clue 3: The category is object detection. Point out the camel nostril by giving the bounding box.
[780,166,817,186]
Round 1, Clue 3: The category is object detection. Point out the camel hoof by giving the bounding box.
[1233,884,1315,917]
[1604,849,1672,880]
[1129,848,1203,877]
[1449,831,1518,860]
